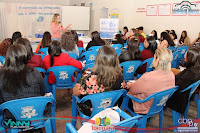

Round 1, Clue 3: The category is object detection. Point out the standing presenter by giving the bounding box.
[51,14,72,41]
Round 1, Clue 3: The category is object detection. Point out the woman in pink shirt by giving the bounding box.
[128,48,175,114]
[51,14,72,41]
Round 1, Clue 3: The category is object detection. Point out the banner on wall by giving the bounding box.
[100,18,119,39]
[2,3,61,39]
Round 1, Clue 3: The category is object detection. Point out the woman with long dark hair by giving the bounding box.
[160,32,175,47]
[11,31,22,44]
[167,46,200,114]
[0,44,46,104]
[15,38,46,69]
[179,31,190,47]
[44,40,83,84]
[119,38,142,63]
[137,36,157,74]
[61,31,79,56]
[73,45,125,116]
[36,31,52,54]
[113,34,124,45]
[86,31,105,51]
[71,30,84,47]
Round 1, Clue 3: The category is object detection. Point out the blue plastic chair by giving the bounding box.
[0,96,56,133]
[137,57,154,79]
[124,39,129,47]
[47,66,81,100]
[38,47,49,55]
[68,53,79,60]
[171,51,180,68]
[116,49,122,56]
[195,93,200,118]
[80,51,98,64]
[34,54,46,60]
[83,62,95,71]
[176,46,188,67]
[120,61,142,82]
[121,86,179,133]
[139,46,144,52]
[66,108,142,133]
[170,80,200,132]
[0,56,5,65]
[78,47,85,57]
[88,46,102,52]
[139,43,144,47]
[168,46,176,52]
[111,44,123,50]
[71,89,127,127]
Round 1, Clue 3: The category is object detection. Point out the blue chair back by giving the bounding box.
[176,46,188,59]
[120,61,142,81]
[80,51,98,64]
[0,96,56,133]
[78,47,85,56]
[139,46,144,52]
[139,43,144,47]
[83,62,94,71]
[180,80,200,103]
[72,89,127,119]
[168,46,176,52]
[88,46,102,52]
[38,47,49,55]
[34,54,46,60]
[171,51,179,68]
[0,56,5,65]
[141,57,154,72]
[116,49,122,56]
[111,44,123,50]
[124,39,129,47]
[68,53,79,60]
[47,66,81,99]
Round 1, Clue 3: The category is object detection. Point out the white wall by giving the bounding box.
[70,0,199,41]
[1,0,70,5]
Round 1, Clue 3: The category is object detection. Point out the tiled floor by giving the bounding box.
[55,89,199,133]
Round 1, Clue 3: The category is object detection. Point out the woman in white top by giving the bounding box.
[170,32,179,47]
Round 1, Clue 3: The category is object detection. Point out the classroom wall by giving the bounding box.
[122,0,200,42]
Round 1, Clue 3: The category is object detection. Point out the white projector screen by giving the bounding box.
[61,6,90,30]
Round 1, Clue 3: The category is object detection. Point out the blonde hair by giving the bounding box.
[51,14,60,24]
[155,48,173,72]
[91,45,122,88]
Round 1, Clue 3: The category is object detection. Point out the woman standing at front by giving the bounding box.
[51,14,72,41]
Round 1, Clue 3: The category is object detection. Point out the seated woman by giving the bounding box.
[129,28,145,43]
[86,31,105,51]
[178,31,190,47]
[128,48,175,114]
[35,31,52,54]
[44,40,83,84]
[0,38,12,56]
[15,38,46,69]
[167,46,200,114]
[73,45,126,116]
[61,31,79,56]
[123,26,130,40]
[71,30,84,47]
[11,31,22,44]
[137,36,157,74]
[170,32,178,47]
[119,38,142,63]
[151,30,159,45]
[190,32,200,46]
[112,34,124,46]
[160,32,175,48]
[0,44,46,104]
